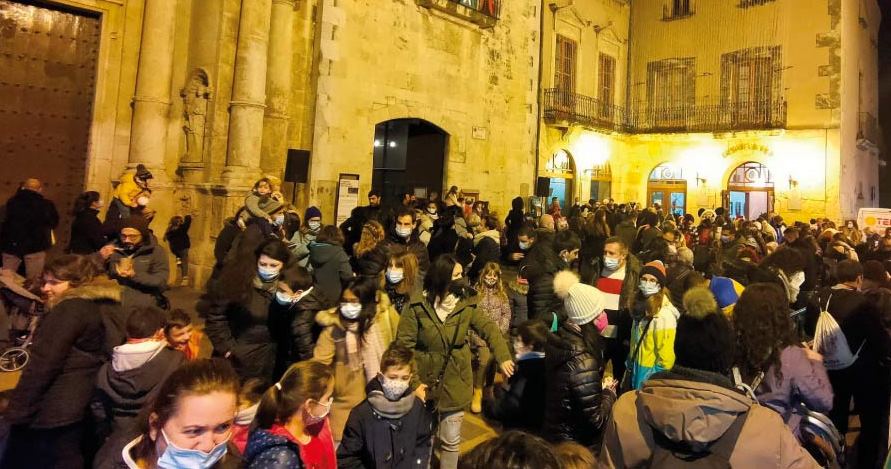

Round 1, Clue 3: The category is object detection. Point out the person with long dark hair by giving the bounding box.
[244,361,336,469]
[395,254,513,469]
[68,190,107,255]
[313,276,400,443]
[205,238,293,381]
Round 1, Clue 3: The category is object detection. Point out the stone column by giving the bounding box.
[260,0,296,175]
[222,0,274,185]
[129,0,178,184]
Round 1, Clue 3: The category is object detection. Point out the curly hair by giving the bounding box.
[354,220,385,257]
[732,283,799,384]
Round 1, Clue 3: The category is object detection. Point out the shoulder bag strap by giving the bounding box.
[431,310,464,398]
[628,318,654,365]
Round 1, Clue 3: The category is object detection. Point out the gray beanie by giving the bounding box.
[554,270,605,326]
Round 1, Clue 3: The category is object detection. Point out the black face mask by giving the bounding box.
[449,277,470,297]
[118,243,138,255]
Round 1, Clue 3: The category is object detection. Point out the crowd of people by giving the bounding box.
[0,170,889,469]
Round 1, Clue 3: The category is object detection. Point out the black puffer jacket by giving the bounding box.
[287,288,328,363]
[68,208,106,255]
[543,322,616,447]
[0,188,59,256]
[523,233,567,322]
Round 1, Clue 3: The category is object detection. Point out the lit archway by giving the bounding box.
[647,162,687,216]
[541,149,576,212]
[371,119,448,202]
[726,161,774,219]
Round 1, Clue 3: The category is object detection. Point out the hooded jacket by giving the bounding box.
[484,351,546,433]
[5,278,123,428]
[336,379,432,469]
[0,188,59,255]
[106,236,170,310]
[468,229,501,282]
[543,322,616,446]
[69,208,107,255]
[94,342,184,433]
[308,241,353,309]
[599,367,820,468]
[523,234,568,322]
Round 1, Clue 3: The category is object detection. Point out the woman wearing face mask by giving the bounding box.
[94,358,240,469]
[68,190,108,254]
[626,260,679,392]
[308,225,354,309]
[394,254,513,469]
[2,255,124,469]
[384,249,420,315]
[271,266,327,373]
[205,239,292,381]
[245,361,336,469]
[289,206,323,269]
[469,262,512,413]
[313,276,400,443]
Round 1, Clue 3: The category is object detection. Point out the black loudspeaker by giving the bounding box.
[536,177,550,197]
[284,149,310,183]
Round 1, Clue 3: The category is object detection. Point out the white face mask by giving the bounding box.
[639,282,660,297]
[395,226,412,238]
[518,241,530,250]
[308,221,321,231]
[603,256,620,270]
[340,303,362,320]
[789,271,805,289]
[379,375,411,400]
[137,196,150,206]
[257,266,281,281]
[275,291,294,306]
[273,214,285,226]
[386,268,404,284]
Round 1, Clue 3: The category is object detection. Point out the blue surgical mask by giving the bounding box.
[156,429,229,469]
[275,291,294,306]
[386,268,404,284]
[603,256,620,270]
[257,266,281,281]
[340,303,362,320]
[639,282,660,297]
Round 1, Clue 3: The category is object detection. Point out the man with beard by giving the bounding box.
[99,216,170,311]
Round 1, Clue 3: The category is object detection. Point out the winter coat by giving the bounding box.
[665,262,693,312]
[427,227,460,263]
[628,299,679,390]
[383,233,431,279]
[394,291,511,412]
[68,208,106,254]
[277,287,328,363]
[484,352,546,433]
[5,278,123,429]
[468,230,501,282]
[590,254,642,313]
[599,366,820,468]
[0,188,59,255]
[755,346,833,438]
[313,295,400,441]
[543,322,616,446]
[289,229,317,269]
[337,379,432,469]
[94,344,184,434]
[523,246,568,322]
[244,428,304,469]
[309,242,354,309]
[506,283,529,327]
[352,243,388,278]
[163,215,191,253]
[106,237,170,310]
[504,197,526,245]
[615,220,637,254]
[205,277,279,381]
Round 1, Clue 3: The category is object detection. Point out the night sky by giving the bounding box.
[879,1,890,206]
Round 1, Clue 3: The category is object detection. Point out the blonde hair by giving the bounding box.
[354,220,385,257]
[554,442,595,469]
[387,249,419,295]
[474,262,507,301]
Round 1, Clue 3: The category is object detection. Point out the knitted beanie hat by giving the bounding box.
[553,270,605,326]
[304,206,322,220]
[640,260,667,286]
[709,276,745,312]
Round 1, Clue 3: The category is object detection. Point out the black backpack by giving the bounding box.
[647,411,749,468]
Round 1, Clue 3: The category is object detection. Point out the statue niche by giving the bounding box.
[180,69,212,166]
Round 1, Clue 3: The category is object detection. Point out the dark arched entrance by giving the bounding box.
[372,119,447,202]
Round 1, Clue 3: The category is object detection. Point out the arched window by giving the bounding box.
[647,163,687,216]
[726,162,774,219]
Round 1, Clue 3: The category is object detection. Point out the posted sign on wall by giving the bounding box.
[335,174,360,227]
[857,208,891,230]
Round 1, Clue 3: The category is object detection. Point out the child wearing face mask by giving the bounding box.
[245,361,337,469]
[312,277,400,443]
[384,250,420,315]
[290,206,323,268]
[626,261,679,392]
[237,178,283,229]
[483,320,547,433]
[337,344,432,468]
[469,262,512,413]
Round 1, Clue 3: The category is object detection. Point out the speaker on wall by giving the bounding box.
[536,177,550,197]
[284,149,310,183]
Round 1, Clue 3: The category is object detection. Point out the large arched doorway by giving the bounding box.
[727,161,774,219]
[371,119,447,202]
[588,163,612,202]
[647,163,686,216]
[543,149,575,211]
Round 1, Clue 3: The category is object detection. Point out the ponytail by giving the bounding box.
[252,361,332,430]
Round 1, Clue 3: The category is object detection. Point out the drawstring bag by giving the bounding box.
[812,294,865,370]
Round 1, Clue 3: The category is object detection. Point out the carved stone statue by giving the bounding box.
[180,70,212,164]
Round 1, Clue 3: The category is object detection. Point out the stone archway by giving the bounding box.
[726,161,774,219]
[371,118,448,202]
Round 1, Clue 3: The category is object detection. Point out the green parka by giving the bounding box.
[395,292,511,413]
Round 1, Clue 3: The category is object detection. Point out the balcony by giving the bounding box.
[415,0,500,28]
[858,112,879,145]
[542,88,630,133]
[542,88,788,134]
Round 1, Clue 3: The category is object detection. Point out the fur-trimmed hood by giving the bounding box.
[51,276,122,308]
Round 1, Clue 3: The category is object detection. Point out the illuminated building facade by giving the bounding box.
[538,0,882,221]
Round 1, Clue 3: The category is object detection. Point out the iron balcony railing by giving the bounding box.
[543,88,788,133]
[858,112,879,144]
[415,0,500,25]
[542,88,630,133]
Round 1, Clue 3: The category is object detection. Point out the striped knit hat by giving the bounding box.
[554,270,605,326]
